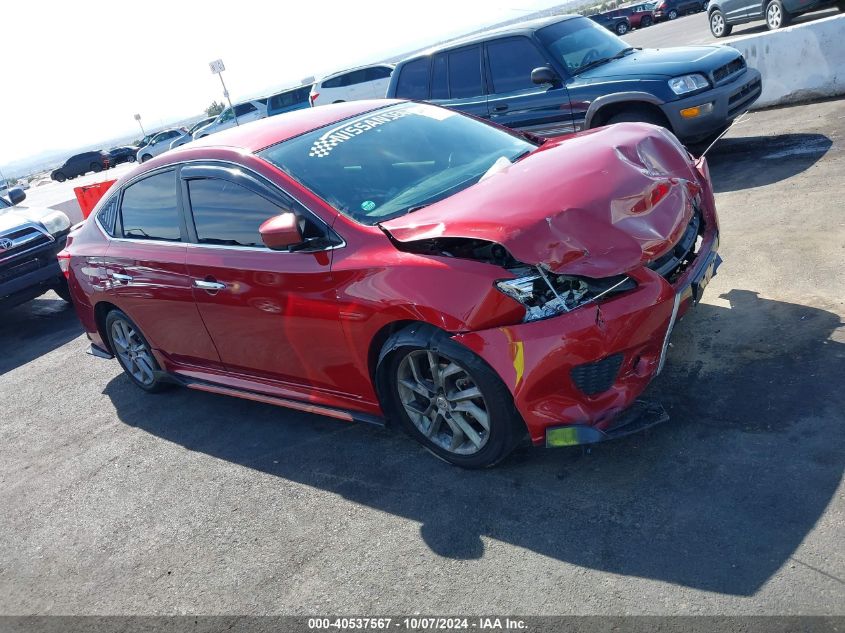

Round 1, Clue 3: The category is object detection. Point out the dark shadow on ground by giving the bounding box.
[103,289,844,595]
[0,296,81,375]
[707,133,832,193]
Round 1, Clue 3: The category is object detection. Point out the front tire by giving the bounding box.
[710,9,732,36]
[140,154,153,163]
[377,324,525,468]
[766,0,791,28]
[668,8,679,18]
[105,309,169,393]
[53,172,66,183]
[90,162,103,173]
[606,106,668,130]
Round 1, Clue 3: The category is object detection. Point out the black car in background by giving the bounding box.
[107,146,137,166]
[50,151,110,182]
[653,0,706,21]
[589,12,632,33]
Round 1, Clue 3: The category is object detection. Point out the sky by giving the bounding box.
[1,0,564,169]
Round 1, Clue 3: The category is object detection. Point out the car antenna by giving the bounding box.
[699,109,750,159]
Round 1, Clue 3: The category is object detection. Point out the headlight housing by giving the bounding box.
[40,210,71,236]
[668,74,710,95]
[496,267,636,322]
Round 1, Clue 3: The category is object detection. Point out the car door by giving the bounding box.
[424,45,489,119]
[104,169,223,370]
[485,36,576,137]
[720,0,750,20]
[179,164,349,396]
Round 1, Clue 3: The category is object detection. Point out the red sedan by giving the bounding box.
[60,100,721,468]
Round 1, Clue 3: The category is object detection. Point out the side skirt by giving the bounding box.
[171,374,387,428]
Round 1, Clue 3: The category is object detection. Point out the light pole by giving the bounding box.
[134,113,146,137]
[209,59,238,125]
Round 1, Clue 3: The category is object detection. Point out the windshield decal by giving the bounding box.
[308,109,412,158]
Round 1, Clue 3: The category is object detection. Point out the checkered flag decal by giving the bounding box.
[309,137,341,158]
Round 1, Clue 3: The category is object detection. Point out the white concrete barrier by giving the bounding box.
[725,14,845,108]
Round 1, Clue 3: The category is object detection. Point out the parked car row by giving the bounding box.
[707,0,842,36]
[50,151,110,182]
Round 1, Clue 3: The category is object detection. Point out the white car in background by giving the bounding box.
[136,128,186,163]
[309,64,394,107]
[192,99,268,140]
[169,116,216,150]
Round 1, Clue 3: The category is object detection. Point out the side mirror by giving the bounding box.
[531,66,560,86]
[260,212,303,250]
[8,187,26,206]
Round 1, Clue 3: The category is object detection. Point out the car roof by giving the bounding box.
[408,15,580,58]
[173,99,403,154]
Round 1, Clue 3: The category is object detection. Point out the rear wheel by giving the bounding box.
[377,324,525,468]
[105,309,169,393]
[668,8,679,18]
[616,20,629,34]
[90,162,102,173]
[53,172,66,183]
[766,0,791,28]
[140,154,152,163]
[710,9,732,36]
[641,15,654,26]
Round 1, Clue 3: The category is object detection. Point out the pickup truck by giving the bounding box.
[0,187,72,309]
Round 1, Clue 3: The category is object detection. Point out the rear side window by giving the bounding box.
[431,54,448,99]
[395,59,429,100]
[487,38,548,94]
[120,172,181,242]
[188,178,281,248]
[365,66,393,81]
[448,47,483,98]
[322,75,344,89]
[234,103,257,116]
[97,196,119,236]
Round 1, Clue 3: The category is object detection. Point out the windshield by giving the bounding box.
[259,102,535,224]
[538,17,628,75]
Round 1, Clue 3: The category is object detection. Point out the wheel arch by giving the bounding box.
[94,300,121,354]
[586,94,672,131]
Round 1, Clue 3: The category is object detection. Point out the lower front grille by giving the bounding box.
[571,354,624,396]
[728,79,762,117]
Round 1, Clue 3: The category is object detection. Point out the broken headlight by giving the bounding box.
[496,267,636,322]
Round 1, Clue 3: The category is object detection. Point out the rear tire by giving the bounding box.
[140,154,152,163]
[105,309,170,393]
[641,15,654,26]
[53,172,66,183]
[765,0,791,28]
[616,21,629,34]
[90,162,102,173]
[376,323,525,468]
[710,9,732,36]
[668,8,679,18]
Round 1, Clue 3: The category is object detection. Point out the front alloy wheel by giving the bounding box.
[766,0,791,28]
[378,324,525,468]
[616,21,629,34]
[397,350,491,456]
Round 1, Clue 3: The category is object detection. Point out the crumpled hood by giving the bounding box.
[0,204,62,233]
[381,122,701,278]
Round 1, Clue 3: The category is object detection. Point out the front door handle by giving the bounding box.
[492,104,509,112]
[109,272,133,283]
[193,279,226,292]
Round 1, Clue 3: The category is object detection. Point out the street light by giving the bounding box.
[209,59,238,125]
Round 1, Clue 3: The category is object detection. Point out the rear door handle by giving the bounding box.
[193,279,226,292]
[109,272,133,283]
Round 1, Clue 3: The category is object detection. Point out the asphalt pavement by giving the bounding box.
[0,99,843,615]
[623,6,840,47]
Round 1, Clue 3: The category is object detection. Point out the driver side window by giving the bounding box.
[187,178,324,249]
